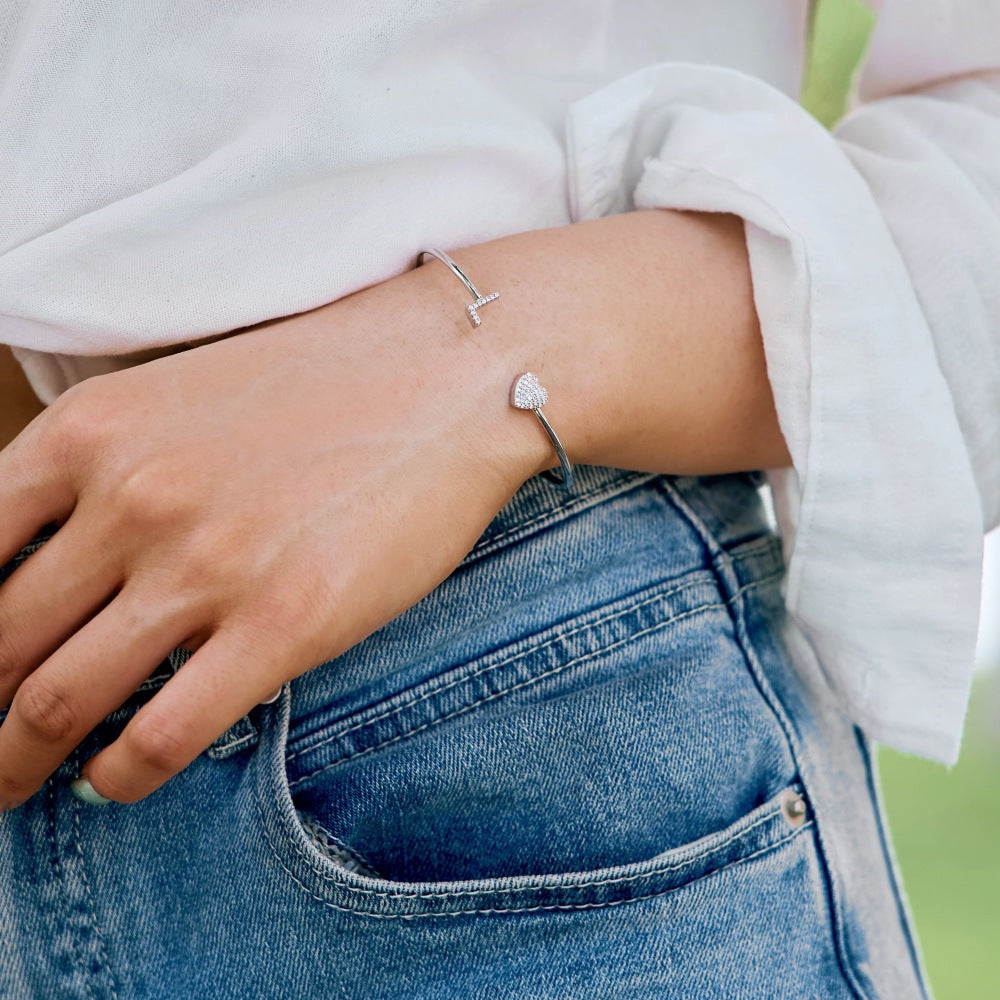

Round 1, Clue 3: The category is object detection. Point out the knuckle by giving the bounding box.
[112,461,191,530]
[14,678,80,743]
[124,713,192,775]
[42,383,114,458]
[113,464,166,524]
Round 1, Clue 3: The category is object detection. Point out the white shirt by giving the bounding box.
[1,1,997,762]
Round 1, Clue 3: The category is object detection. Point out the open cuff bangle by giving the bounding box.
[417,247,499,328]
[510,373,574,490]
[417,248,574,491]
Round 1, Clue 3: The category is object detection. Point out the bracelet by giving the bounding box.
[510,372,574,490]
[417,247,574,490]
[417,248,499,328]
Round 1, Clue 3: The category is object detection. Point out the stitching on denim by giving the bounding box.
[664,481,873,994]
[259,799,809,919]
[208,730,258,758]
[287,572,717,765]
[208,715,259,758]
[71,797,121,1000]
[466,478,613,557]
[729,566,869,1000]
[289,572,781,790]
[297,813,383,879]
[46,781,98,1000]
[463,474,653,564]
[291,602,724,786]
[49,781,93,1000]
[135,674,169,694]
[287,792,793,897]
[136,650,185,694]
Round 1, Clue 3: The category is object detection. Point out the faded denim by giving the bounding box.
[0,469,927,998]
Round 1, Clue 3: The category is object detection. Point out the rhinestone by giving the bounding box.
[511,372,549,410]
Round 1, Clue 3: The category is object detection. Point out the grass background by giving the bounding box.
[878,670,1000,998]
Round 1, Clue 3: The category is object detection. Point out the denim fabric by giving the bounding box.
[0,469,927,998]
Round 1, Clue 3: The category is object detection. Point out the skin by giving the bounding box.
[0,208,789,809]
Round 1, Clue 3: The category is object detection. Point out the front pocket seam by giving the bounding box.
[259,795,810,918]
[287,571,718,766]
[286,788,795,897]
[289,569,783,790]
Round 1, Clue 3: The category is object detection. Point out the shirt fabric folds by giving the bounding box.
[1,1,997,762]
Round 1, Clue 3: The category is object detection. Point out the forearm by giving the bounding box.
[0,208,788,808]
[351,210,790,485]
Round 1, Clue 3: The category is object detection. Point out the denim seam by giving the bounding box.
[208,715,260,758]
[723,572,869,1000]
[855,733,931,998]
[288,571,782,790]
[209,730,258,757]
[46,781,98,1000]
[283,790,794,897]
[287,571,718,765]
[258,799,810,918]
[48,781,94,1000]
[461,473,656,564]
[660,481,869,1000]
[71,798,121,1000]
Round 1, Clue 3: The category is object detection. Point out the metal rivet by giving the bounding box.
[780,789,808,828]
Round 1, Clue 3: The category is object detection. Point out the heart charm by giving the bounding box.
[510,372,549,410]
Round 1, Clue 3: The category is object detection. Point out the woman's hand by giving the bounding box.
[0,268,545,809]
[0,209,788,809]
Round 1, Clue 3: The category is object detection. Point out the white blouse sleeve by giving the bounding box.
[565,5,1000,763]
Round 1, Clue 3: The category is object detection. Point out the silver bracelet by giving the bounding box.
[417,247,499,328]
[510,372,574,490]
[417,248,574,490]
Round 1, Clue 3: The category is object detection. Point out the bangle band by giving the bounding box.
[417,247,499,327]
[416,248,574,490]
[510,373,574,490]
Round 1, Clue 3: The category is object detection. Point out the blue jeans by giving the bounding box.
[0,469,927,998]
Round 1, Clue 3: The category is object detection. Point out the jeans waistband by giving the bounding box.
[466,466,772,565]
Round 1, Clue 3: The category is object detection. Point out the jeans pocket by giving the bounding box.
[254,555,804,918]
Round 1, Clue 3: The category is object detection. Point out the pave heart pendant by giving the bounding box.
[510,372,549,410]
[508,370,574,490]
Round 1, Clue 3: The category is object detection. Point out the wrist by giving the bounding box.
[324,259,552,502]
[440,209,788,477]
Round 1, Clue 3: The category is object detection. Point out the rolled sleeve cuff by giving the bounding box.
[567,63,983,762]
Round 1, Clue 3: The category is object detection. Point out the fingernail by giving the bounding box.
[70,778,112,807]
[259,686,282,705]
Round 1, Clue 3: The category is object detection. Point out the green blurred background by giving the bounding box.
[879,669,1000,999]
